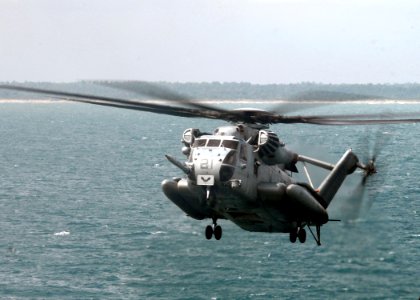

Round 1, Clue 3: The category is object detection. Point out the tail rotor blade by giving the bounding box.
[340,177,367,221]
[342,128,390,220]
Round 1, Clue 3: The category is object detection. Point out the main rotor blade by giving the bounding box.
[220,108,420,125]
[94,80,229,114]
[266,89,387,118]
[269,112,420,125]
[253,89,418,125]
[0,85,228,120]
[2,84,420,126]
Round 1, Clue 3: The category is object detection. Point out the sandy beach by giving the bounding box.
[2,99,420,105]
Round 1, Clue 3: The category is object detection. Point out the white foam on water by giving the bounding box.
[54,231,70,236]
[150,231,166,235]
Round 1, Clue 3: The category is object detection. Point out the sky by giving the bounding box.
[0,0,419,84]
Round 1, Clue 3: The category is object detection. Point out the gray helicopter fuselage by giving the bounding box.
[162,123,359,237]
[162,125,300,233]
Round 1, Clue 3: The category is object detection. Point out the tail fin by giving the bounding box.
[318,149,359,206]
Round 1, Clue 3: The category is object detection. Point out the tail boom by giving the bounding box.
[317,149,359,206]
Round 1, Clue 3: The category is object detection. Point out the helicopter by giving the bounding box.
[2,82,420,246]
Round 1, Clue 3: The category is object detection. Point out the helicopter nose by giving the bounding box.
[193,157,222,182]
[192,148,236,185]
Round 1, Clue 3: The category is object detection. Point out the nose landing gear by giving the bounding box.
[205,218,222,240]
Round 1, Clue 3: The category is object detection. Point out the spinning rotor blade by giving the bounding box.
[341,129,390,220]
[95,80,228,113]
[268,90,380,116]
[2,84,420,126]
[339,177,367,221]
[0,85,232,120]
[267,112,420,125]
[359,128,390,184]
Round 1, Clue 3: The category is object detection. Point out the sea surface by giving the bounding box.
[0,102,419,299]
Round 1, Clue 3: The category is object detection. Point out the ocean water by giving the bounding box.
[0,102,419,299]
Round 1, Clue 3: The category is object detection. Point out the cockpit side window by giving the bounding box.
[223,150,237,165]
[221,140,238,150]
[193,139,207,147]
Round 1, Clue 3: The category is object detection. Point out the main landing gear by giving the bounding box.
[205,218,222,240]
[289,226,307,244]
[289,224,322,246]
[307,224,322,246]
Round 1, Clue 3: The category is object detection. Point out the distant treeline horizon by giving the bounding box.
[1,81,420,100]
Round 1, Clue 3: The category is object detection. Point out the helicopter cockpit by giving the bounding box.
[187,137,241,184]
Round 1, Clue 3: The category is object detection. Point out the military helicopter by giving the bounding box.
[2,82,420,245]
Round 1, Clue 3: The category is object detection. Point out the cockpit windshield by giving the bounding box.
[192,138,238,149]
[207,139,221,147]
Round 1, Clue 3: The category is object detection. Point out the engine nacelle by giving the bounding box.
[181,128,203,156]
[257,130,298,172]
[182,128,202,146]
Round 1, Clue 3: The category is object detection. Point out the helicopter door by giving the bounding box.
[240,143,247,164]
[238,142,258,199]
[237,143,250,186]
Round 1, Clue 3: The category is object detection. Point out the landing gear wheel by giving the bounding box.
[214,225,222,240]
[289,230,297,243]
[205,225,213,240]
[298,228,306,243]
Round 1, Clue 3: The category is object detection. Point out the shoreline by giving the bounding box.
[2,99,420,105]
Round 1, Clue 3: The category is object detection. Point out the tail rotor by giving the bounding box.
[341,128,389,220]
